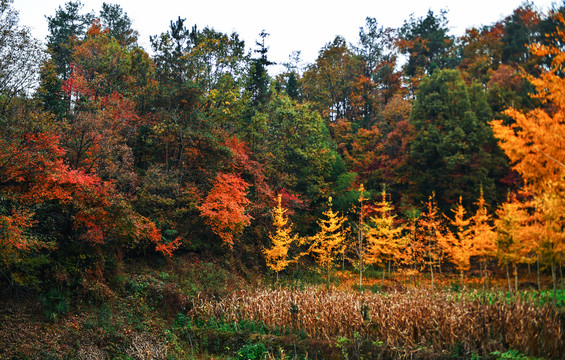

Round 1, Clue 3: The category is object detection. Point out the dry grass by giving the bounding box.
[189,288,563,358]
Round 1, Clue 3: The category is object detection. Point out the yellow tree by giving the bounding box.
[490,12,565,302]
[365,188,406,282]
[417,193,443,292]
[469,188,496,287]
[535,182,565,304]
[403,208,424,286]
[495,192,535,292]
[351,184,369,287]
[263,194,298,281]
[308,197,348,287]
[441,197,473,287]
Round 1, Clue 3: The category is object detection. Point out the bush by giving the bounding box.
[237,342,268,360]
[40,288,69,321]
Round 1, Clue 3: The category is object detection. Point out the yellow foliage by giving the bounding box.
[417,192,444,269]
[263,194,298,275]
[308,197,349,279]
[495,193,535,267]
[365,189,406,268]
[490,12,565,276]
[469,187,496,261]
[441,197,473,273]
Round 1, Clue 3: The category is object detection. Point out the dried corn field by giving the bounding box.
[189,288,564,359]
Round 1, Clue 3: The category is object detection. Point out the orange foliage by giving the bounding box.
[198,172,251,246]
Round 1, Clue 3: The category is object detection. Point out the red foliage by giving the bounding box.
[0,129,176,257]
[225,136,272,199]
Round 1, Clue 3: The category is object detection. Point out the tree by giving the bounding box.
[99,2,137,46]
[535,182,565,305]
[491,12,565,303]
[500,4,541,66]
[469,187,496,287]
[458,23,504,85]
[495,192,534,291]
[257,95,336,208]
[441,197,473,286]
[417,192,443,291]
[354,17,400,122]
[66,20,156,107]
[352,184,368,287]
[397,9,456,94]
[365,187,406,281]
[198,172,251,247]
[408,69,505,209]
[302,36,365,123]
[0,0,46,112]
[263,194,298,281]
[307,197,348,286]
[246,30,274,108]
[46,0,94,81]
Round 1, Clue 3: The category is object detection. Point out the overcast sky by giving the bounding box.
[13,0,558,72]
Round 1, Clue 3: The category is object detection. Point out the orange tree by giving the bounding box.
[491,11,565,303]
[441,197,473,286]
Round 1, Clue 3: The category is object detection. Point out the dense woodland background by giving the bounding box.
[1,0,565,357]
[2,0,565,292]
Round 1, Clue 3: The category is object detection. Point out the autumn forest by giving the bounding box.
[1,0,565,359]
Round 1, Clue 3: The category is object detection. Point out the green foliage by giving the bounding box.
[491,349,539,360]
[40,288,69,321]
[398,10,457,81]
[408,69,507,209]
[237,342,268,360]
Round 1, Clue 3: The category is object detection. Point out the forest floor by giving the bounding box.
[1,253,563,360]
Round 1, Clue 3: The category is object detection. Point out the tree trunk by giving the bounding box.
[359,233,363,288]
[506,264,511,292]
[359,265,363,289]
[480,262,485,290]
[514,263,518,292]
[537,260,541,292]
[484,261,489,292]
[552,264,557,308]
[559,264,563,290]
[430,263,435,293]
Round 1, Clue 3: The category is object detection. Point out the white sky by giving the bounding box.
[13,0,558,73]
